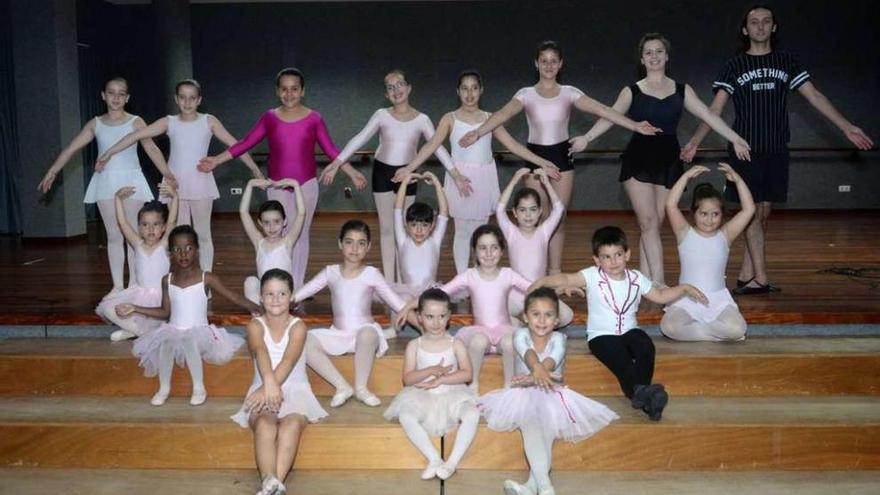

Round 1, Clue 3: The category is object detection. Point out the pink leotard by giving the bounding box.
[495,200,564,281]
[394,208,448,289]
[334,109,454,169]
[294,264,405,331]
[228,110,339,183]
[513,86,585,145]
[441,268,530,329]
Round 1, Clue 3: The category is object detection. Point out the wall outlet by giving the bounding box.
[838,185,851,193]
[230,187,243,195]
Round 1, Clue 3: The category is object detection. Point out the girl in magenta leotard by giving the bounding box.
[319,69,468,283]
[459,41,660,278]
[293,220,406,409]
[404,70,559,275]
[199,68,367,290]
[98,79,263,273]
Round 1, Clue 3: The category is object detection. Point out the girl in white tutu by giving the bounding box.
[118,225,262,406]
[391,170,448,301]
[96,183,178,341]
[294,220,407,408]
[232,269,327,495]
[478,288,619,495]
[240,177,306,303]
[661,163,755,341]
[37,77,174,299]
[404,70,560,274]
[384,288,479,481]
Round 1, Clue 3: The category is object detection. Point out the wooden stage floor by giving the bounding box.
[1,210,878,325]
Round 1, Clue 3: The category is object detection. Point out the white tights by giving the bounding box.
[156,336,205,397]
[267,179,319,290]
[520,423,556,492]
[660,306,747,342]
[96,198,143,291]
[465,332,516,391]
[304,328,379,394]
[177,199,215,272]
[399,403,480,467]
[452,218,487,274]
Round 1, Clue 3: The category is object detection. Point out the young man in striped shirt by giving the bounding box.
[681,3,873,295]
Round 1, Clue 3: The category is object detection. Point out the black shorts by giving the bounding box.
[371,159,417,195]
[724,150,789,203]
[526,141,574,172]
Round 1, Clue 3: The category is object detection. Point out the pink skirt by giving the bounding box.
[665,287,738,323]
[309,322,389,357]
[478,385,618,442]
[95,286,164,336]
[444,160,500,220]
[132,323,245,377]
[454,324,515,354]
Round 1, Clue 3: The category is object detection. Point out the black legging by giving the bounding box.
[588,328,655,398]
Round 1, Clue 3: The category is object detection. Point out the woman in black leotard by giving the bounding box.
[570,33,751,285]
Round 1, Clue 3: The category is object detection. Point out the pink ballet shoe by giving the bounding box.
[329,386,353,408]
[110,329,136,342]
[436,461,456,480]
[420,459,443,480]
[150,389,169,406]
[355,389,381,407]
[503,479,536,495]
[190,388,207,406]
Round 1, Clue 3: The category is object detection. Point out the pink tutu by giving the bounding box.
[478,386,618,442]
[666,287,738,323]
[95,287,164,336]
[444,161,500,220]
[454,324,515,354]
[309,322,390,357]
[384,384,477,436]
[132,323,245,377]
[231,380,327,427]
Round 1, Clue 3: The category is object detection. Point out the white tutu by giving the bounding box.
[309,322,390,357]
[83,167,154,203]
[384,384,478,436]
[95,286,164,336]
[478,386,618,442]
[666,287,738,323]
[132,323,245,377]
[445,161,500,220]
[231,380,327,427]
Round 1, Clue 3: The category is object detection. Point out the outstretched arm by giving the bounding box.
[798,82,874,150]
[527,272,586,295]
[569,87,633,153]
[718,162,756,243]
[38,120,97,193]
[665,165,710,242]
[573,94,660,136]
[133,117,173,179]
[681,90,730,163]
[239,178,272,248]
[96,117,167,171]
[208,115,265,179]
[406,112,453,172]
[200,113,267,173]
[205,272,263,315]
[120,274,172,320]
[458,98,523,147]
[644,283,707,305]
[683,85,751,161]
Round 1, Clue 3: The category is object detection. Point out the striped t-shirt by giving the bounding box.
[712,51,810,154]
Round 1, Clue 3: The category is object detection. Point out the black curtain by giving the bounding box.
[0,0,22,234]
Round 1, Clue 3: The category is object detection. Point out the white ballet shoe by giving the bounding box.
[329,386,354,408]
[420,459,443,480]
[190,388,207,406]
[110,329,136,342]
[261,475,284,495]
[503,479,536,495]
[382,326,397,340]
[355,389,381,407]
[436,461,456,480]
[150,389,169,406]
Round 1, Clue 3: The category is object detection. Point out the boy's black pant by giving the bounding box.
[588,328,655,398]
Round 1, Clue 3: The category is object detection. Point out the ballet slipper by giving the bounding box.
[110,329,136,342]
[261,475,284,495]
[436,461,456,480]
[190,388,207,406]
[330,386,354,408]
[150,389,169,406]
[102,287,122,301]
[420,459,443,480]
[537,487,556,495]
[355,389,381,407]
[503,479,535,495]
